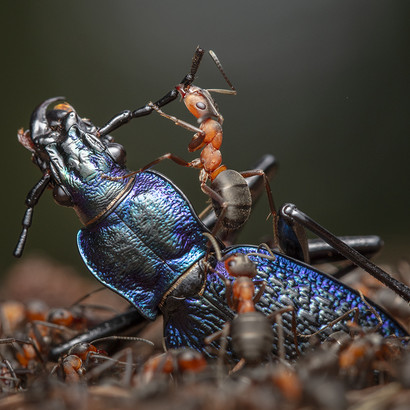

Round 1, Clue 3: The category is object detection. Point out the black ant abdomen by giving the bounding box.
[231,311,274,365]
[211,170,252,230]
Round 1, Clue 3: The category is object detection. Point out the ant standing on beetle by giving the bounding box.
[106,47,278,240]
[203,233,299,369]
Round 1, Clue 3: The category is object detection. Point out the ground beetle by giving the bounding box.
[14,48,409,362]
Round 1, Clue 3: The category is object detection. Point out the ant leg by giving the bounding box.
[14,173,51,258]
[280,203,410,302]
[253,280,266,304]
[202,232,235,308]
[1,359,20,390]
[148,103,205,135]
[205,322,230,380]
[0,337,46,370]
[298,307,360,340]
[240,169,280,248]
[103,152,201,181]
[86,347,136,385]
[267,306,300,358]
[140,153,201,172]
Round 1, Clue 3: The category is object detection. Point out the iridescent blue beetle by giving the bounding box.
[15,49,409,362]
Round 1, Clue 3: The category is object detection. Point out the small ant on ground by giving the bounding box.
[52,336,153,385]
[140,348,207,385]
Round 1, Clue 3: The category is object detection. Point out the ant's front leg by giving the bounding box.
[214,271,234,310]
[103,153,203,181]
[148,103,204,135]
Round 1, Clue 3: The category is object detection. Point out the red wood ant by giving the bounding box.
[53,336,153,384]
[56,342,107,383]
[141,348,207,384]
[106,47,278,238]
[146,49,277,236]
[203,233,299,367]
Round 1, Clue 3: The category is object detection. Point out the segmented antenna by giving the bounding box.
[191,46,205,78]
[208,50,237,93]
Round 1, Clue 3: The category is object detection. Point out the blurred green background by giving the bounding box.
[2,1,409,278]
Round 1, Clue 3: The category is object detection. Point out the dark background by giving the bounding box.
[2,1,409,278]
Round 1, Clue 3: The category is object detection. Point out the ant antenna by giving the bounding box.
[181,46,205,88]
[208,50,237,95]
[191,46,205,78]
[203,232,223,261]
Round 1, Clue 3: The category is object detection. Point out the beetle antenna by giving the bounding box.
[14,174,51,258]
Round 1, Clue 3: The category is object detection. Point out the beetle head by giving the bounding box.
[18,98,128,209]
[23,98,96,150]
[18,97,127,172]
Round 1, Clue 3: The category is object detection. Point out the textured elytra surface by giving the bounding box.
[163,246,407,360]
[78,171,208,320]
[1,254,409,410]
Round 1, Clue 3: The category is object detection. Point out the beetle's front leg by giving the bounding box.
[98,90,180,137]
[98,47,206,137]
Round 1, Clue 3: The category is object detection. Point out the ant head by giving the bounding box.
[176,84,221,122]
[224,254,258,278]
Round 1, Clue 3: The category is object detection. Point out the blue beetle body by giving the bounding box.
[15,98,407,361]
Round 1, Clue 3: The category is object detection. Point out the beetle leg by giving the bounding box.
[280,203,410,302]
[48,308,147,362]
[98,47,205,137]
[240,169,279,247]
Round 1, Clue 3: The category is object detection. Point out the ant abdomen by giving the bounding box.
[211,169,252,230]
[231,311,274,365]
